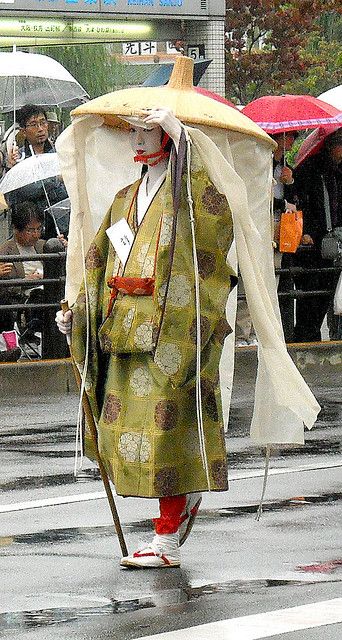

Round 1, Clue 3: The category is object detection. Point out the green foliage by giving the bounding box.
[318,10,342,41]
[225,2,342,104]
[34,43,124,99]
[284,13,342,96]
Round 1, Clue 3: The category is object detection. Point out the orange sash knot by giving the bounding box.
[107,276,155,317]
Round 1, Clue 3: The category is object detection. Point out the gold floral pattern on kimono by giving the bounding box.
[71,146,235,498]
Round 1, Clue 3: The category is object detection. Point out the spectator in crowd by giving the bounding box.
[4,104,68,240]
[292,127,342,342]
[235,132,297,347]
[272,132,297,236]
[6,105,54,167]
[0,198,66,335]
[272,132,298,341]
[0,124,21,178]
[46,111,61,144]
[0,202,45,344]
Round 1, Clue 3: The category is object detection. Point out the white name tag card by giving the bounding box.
[106,218,134,267]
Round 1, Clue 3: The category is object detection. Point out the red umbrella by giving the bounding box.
[194,86,238,109]
[242,94,342,134]
[294,124,341,167]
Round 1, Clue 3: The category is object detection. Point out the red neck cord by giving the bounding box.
[134,132,170,166]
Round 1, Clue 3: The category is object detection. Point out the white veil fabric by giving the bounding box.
[56,116,320,448]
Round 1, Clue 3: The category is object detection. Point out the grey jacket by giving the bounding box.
[0,237,45,282]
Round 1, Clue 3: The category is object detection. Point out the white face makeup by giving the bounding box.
[129,125,163,160]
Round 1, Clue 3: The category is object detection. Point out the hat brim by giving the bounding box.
[118,115,155,130]
[71,57,275,147]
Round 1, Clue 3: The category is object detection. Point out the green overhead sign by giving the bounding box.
[0,0,225,17]
[0,17,183,45]
[0,0,225,46]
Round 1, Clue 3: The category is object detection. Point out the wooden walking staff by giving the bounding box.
[61,299,128,557]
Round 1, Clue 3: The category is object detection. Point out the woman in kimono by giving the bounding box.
[56,107,236,568]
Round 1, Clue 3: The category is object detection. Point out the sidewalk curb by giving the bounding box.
[233,341,342,390]
[0,343,340,397]
[0,358,77,395]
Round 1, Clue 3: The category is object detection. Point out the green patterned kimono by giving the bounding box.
[72,147,235,498]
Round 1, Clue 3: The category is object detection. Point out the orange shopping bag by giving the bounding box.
[279,210,303,253]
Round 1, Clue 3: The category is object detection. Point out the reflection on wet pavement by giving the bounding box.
[0,578,330,632]
[0,468,101,493]
[1,391,340,637]
[1,442,340,492]
[0,520,152,547]
[297,559,342,574]
[219,492,342,516]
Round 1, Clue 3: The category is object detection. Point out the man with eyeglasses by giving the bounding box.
[7,105,53,167]
[3,104,68,240]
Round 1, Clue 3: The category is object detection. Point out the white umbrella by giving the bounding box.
[318,85,342,111]
[0,153,60,194]
[45,197,70,236]
[0,152,67,235]
[0,50,89,113]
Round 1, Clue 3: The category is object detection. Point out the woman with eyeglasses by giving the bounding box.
[0,201,45,349]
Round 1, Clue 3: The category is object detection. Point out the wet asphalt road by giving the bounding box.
[0,367,341,640]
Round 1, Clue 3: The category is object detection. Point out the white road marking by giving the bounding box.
[133,598,342,640]
[0,491,106,513]
[0,461,340,513]
[229,459,342,480]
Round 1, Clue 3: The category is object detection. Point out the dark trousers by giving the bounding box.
[0,307,15,333]
[0,288,43,335]
[0,289,16,333]
[292,248,339,342]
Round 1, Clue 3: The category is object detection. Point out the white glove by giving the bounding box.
[55,309,72,335]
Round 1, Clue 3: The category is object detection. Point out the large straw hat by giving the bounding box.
[72,57,273,146]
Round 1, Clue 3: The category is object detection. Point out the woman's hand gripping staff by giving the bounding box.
[55,304,73,343]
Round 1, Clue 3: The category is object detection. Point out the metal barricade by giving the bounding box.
[0,251,68,359]
[237,259,341,343]
[1,250,340,359]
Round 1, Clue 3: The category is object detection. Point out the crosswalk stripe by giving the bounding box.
[133,598,342,640]
[0,491,106,513]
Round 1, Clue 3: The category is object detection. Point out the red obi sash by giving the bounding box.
[107,276,155,317]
